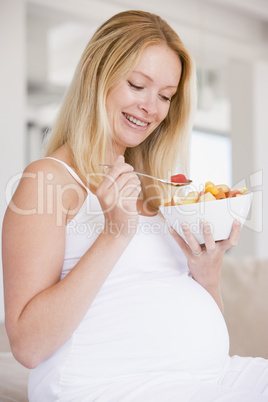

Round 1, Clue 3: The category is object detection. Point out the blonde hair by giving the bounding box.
[45,10,196,210]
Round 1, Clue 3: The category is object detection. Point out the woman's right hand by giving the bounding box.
[96,155,141,238]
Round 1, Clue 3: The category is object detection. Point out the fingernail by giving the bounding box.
[181,222,189,231]
[166,221,174,233]
[234,218,241,226]
[202,221,212,233]
[117,155,125,162]
[166,220,171,229]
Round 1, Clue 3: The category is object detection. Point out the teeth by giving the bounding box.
[124,113,148,127]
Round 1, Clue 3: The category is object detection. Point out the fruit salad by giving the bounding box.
[164,181,248,206]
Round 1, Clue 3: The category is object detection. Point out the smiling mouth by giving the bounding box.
[123,113,149,127]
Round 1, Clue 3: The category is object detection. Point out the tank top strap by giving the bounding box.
[45,157,90,194]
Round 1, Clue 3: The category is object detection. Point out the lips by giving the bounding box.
[123,113,149,127]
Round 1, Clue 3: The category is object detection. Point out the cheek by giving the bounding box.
[107,91,128,117]
[106,86,122,112]
[105,94,114,119]
[158,104,170,123]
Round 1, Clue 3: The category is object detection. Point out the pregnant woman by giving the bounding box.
[3,10,268,401]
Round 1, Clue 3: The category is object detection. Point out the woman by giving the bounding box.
[2,10,268,402]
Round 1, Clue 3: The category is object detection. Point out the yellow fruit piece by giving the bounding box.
[205,181,219,196]
[187,191,199,202]
[239,187,248,194]
[173,191,200,205]
[172,196,190,205]
[182,198,197,205]
[172,195,182,205]
[216,184,230,193]
[199,192,216,202]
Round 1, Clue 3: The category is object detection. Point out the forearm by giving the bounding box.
[9,232,132,368]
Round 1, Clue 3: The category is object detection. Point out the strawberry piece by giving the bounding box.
[170,173,188,183]
[227,189,242,198]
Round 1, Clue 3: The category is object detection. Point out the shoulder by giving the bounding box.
[23,158,67,182]
[6,158,75,218]
[19,157,81,193]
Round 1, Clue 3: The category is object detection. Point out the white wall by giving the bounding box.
[0,0,27,323]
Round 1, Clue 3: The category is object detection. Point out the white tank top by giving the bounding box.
[28,157,230,401]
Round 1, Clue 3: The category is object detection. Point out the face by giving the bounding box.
[106,44,182,156]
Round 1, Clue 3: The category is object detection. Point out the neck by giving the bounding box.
[108,141,127,164]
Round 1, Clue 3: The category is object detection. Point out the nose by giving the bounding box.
[138,94,157,116]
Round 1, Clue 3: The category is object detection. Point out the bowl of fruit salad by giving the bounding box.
[159,181,252,244]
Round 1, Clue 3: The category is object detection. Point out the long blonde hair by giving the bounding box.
[45,10,196,210]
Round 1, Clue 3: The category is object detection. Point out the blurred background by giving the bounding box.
[1,0,268,322]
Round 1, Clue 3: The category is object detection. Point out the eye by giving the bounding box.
[127,81,143,90]
[160,95,171,102]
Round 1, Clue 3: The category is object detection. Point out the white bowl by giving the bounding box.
[160,192,252,244]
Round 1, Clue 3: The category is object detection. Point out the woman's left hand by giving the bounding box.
[169,219,241,310]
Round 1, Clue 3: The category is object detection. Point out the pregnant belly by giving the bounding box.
[69,274,229,381]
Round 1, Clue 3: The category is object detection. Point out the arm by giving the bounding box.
[169,220,241,312]
[2,156,140,369]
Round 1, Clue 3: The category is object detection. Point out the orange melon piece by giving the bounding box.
[215,188,226,200]
[216,184,230,194]
[205,181,219,196]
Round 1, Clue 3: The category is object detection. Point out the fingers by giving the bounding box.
[229,219,242,244]
[170,218,241,258]
[168,224,201,259]
[114,171,140,194]
[168,225,189,254]
[97,156,141,213]
[169,221,216,257]
[220,219,241,251]
[201,222,215,253]
[180,223,202,256]
[176,219,240,256]
[100,155,135,191]
[120,179,141,198]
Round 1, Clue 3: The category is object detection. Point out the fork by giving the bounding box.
[99,164,192,186]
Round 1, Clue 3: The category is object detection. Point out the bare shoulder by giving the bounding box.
[5,156,87,228]
[8,158,66,214]
[22,157,68,183]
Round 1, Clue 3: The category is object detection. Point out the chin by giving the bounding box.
[117,135,148,149]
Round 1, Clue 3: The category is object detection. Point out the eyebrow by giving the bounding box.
[131,70,178,89]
